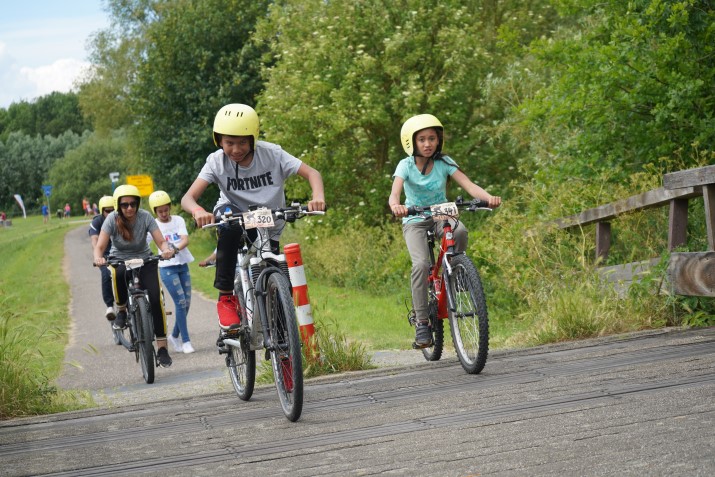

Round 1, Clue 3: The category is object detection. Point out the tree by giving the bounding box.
[254,0,557,223]
[0,93,90,142]
[509,0,715,187]
[79,0,270,208]
[0,131,86,212]
[47,132,132,211]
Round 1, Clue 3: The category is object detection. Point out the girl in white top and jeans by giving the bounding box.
[149,191,196,354]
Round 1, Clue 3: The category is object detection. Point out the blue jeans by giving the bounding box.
[160,264,192,342]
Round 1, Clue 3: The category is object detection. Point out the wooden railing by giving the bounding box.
[555,164,715,297]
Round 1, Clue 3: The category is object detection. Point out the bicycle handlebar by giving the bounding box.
[94,255,164,268]
[404,197,491,217]
[202,203,326,229]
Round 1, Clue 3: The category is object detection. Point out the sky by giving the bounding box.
[0,0,109,108]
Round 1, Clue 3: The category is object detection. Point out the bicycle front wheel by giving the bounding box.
[447,254,489,374]
[135,296,155,384]
[264,272,303,422]
[228,279,255,401]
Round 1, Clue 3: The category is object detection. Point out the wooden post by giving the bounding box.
[704,184,715,251]
[668,198,688,251]
[596,222,611,263]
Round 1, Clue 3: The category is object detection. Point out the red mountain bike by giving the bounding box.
[404,197,491,374]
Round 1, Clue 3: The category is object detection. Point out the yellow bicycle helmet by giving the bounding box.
[400,114,444,156]
[98,195,114,213]
[213,103,259,147]
[148,190,172,214]
[113,184,141,212]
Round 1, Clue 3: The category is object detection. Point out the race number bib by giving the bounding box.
[430,202,458,220]
[242,208,274,229]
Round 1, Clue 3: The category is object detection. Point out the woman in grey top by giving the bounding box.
[93,184,176,368]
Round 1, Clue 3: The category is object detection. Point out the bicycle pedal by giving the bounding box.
[412,341,433,349]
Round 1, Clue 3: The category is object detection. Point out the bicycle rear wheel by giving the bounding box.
[135,296,155,384]
[264,272,303,422]
[421,295,444,361]
[227,280,255,401]
[447,254,489,374]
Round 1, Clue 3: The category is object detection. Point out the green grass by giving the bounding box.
[0,216,93,419]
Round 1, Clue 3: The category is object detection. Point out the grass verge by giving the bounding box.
[0,216,92,419]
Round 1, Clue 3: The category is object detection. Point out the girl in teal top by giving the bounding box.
[388,114,501,347]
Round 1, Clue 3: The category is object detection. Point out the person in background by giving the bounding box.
[41,204,49,223]
[149,190,196,354]
[93,185,176,368]
[89,196,117,323]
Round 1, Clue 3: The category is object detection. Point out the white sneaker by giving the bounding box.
[168,335,183,353]
[105,306,116,321]
[182,341,196,354]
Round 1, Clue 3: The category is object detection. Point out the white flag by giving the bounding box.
[13,194,26,218]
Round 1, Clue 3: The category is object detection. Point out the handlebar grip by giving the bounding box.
[471,199,490,208]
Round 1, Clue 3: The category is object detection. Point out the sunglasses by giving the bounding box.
[119,201,139,209]
[102,208,115,213]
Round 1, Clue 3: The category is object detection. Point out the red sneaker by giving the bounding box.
[217,295,240,329]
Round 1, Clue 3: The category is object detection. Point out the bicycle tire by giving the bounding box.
[228,278,256,401]
[264,272,303,422]
[421,294,444,361]
[446,254,489,374]
[135,296,155,384]
[113,322,132,348]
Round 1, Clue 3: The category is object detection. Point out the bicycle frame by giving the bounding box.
[233,227,288,351]
[428,219,462,320]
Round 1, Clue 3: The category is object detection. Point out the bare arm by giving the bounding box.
[388,176,408,217]
[296,163,326,211]
[93,231,110,265]
[451,170,502,208]
[181,178,214,227]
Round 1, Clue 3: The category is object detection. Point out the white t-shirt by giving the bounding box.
[155,215,194,267]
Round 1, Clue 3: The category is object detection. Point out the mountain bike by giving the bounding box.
[403,197,491,374]
[100,255,164,384]
[204,203,324,422]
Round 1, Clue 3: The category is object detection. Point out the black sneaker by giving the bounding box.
[415,322,433,347]
[157,347,172,368]
[112,310,127,330]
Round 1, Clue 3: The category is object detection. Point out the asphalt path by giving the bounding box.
[1,225,714,475]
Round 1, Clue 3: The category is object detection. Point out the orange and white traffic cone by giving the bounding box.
[283,243,319,361]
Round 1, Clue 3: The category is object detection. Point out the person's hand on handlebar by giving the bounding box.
[192,208,215,228]
[94,256,107,267]
[484,195,502,208]
[307,197,326,212]
[390,204,409,218]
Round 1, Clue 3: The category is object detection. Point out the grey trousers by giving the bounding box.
[402,217,468,323]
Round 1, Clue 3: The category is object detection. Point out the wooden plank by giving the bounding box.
[668,252,715,297]
[704,184,715,251]
[668,198,688,251]
[556,187,700,230]
[663,164,715,190]
[596,222,611,262]
[598,258,662,297]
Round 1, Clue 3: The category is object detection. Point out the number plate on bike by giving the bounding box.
[242,208,274,229]
[430,202,458,220]
[125,258,144,270]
